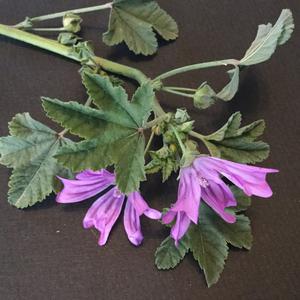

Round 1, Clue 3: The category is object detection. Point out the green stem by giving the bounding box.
[189,130,206,141]
[0,24,148,84]
[144,131,155,156]
[144,114,167,129]
[171,125,186,154]
[29,27,66,32]
[162,87,194,98]
[154,59,239,81]
[15,2,112,26]
[164,86,197,92]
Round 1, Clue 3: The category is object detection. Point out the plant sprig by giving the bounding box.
[0,5,294,287]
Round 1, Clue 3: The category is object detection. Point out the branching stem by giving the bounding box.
[14,2,113,27]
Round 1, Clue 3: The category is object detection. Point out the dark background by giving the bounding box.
[0,1,299,299]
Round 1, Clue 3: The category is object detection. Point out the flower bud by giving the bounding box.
[193,82,216,110]
[63,13,82,33]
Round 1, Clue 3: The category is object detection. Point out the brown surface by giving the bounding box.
[0,1,299,299]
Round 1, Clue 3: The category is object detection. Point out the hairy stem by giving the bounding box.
[29,27,66,32]
[188,131,206,141]
[0,24,148,84]
[15,2,112,27]
[154,59,239,81]
[144,115,168,129]
[171,125,186,154]
[144,131,155,156]
[162,87,194,98]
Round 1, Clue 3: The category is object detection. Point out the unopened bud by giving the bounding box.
[63,13,82,33]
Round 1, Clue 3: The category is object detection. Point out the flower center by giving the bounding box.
[199,177,209,188]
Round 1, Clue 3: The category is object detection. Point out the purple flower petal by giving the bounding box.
[170,212,191,246]
[201,181,236,223]
[170,167,201,224]
[194,156,278,198]
[83,187,125,246]
[56,169,115,203]
[123,199,143,246]
[124,192,161,246]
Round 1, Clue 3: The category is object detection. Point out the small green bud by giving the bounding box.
[63,13,82,33]
[169,144,177,153]
[193,82,216,110]
[175,108,190,124]
[152,125,161,136]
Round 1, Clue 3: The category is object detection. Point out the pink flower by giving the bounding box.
[163,156,278,245]
[57,170,161,246]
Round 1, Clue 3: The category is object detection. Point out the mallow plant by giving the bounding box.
[0,1,294,287]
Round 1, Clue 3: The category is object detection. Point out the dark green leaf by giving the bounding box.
[203,112,269,163]
[202,204,253,250]
[155,236,190,270]
[103,0,178,55]
[0,113,72,208]
[230,186,252,212]
[189,221,228,287]
[42,79,154,194]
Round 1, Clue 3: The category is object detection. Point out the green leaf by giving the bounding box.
[8,112,56,139]
[188,203,252,287]
[42,78,154,194]
[203,112,270,163]
[0,113,72,208]
[189,220,228,287]
[58,32,81,46]
[202,205,253,250]
[69,41,95,64]
[8,141,60,208]
[0,136,55,168]
[230,186,252,212]
[155,236,190,270]
[240,9,294,66]
[216,67,239,101]
[103,0,178,55]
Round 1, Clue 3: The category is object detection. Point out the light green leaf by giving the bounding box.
[58,32,81,46]
[0,113,72,208]
[217,67,240,101]
[8,112,56,139]
[240,9,294,66]
[43,81,154,194]
[0,136,55,168]
[155,236,190,270]
[103,0,178,55]
[8,141,60,208]
[203,112,269,163]
[189,221,228,287]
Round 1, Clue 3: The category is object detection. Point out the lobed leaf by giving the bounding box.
[0,113,72,208]
[43,77,155,194]
[203,112,270,163]
[103,0,178,55]
[189,221,228,287]
[155,236,190,270]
